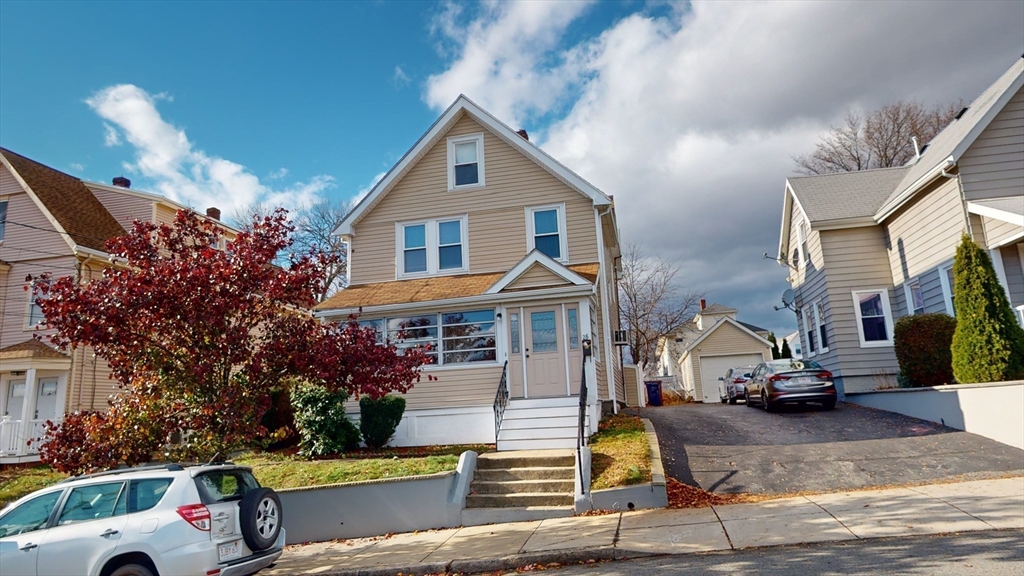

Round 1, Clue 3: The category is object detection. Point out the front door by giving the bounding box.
[5,379,25,418]
[523,307,567,398]
[34,378,59,423]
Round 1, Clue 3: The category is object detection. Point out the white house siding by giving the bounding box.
[350,113,600,285]
[959,87,1024,202]
[819,226,899,393]
[885,176,967,286]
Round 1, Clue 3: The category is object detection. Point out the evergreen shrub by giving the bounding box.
[291,384,361,457]
[359,395,407,449]
[893,313,956,387]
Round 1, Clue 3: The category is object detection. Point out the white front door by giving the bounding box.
[5,379,25,418]
[524,307,567,398]
[34,378,59,423]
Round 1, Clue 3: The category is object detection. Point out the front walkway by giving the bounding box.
[265,476,1023,576]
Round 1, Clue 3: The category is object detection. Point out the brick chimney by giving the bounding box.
[516,129,529,141]
[700,299,707,310]
[206,207,221,220]
[112,176,131,188]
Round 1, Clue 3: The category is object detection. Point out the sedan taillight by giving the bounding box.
[177,504,211,531]
[733,377,747,383]
[768,374,791,382]
[816,371,833,379]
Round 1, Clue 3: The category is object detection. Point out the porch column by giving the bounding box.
[579,298,600,435]
[18,368,38,456]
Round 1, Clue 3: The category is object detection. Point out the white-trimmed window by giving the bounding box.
[938,263,955,316]
[358,309,497,367]
[397,216,468,278]
[447,133,485,190]
[802,305,817,356]
[0,198,8,242]
[903,280,925,315]
[796,217,809,266]
[852,289,895,347]
[815,301,828,353]
[26,279,50,328]
[526,204,567,262]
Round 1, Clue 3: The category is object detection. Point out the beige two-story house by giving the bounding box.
[316,96,623,451]
[777,56,1023,395]
[0,147,234,462]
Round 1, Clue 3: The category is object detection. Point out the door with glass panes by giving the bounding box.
[508,306,583,398]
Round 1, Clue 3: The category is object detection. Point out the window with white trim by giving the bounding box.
[527,204,567,262]
[852,289,894,347]
[0,199,7,242]
[815,301,828,352]
[941,264,956,316]
[447,133,485,189]
[397,216,468,278]
[904,280,925,315]
[796,218,809,266]
[27,279,50,328]
[357,309,497,366]
[803,305,817,355]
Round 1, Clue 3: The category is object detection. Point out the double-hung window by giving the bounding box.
[448,133,485,189]
[852,289,894,347]
[815,301,828,352]
[939,263,956,316]
[527,204,567,262]
[796,218,809,266]
[27,280,50,328]
[397,216,468,278]
[0,198,7,242]
[904,280,925,315]
[803,305,817,356]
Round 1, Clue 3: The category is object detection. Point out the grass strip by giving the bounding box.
[589,414,652,490]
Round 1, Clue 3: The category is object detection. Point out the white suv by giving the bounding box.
[0,463,284,576]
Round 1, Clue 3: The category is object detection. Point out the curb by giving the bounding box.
[271,546,661,576]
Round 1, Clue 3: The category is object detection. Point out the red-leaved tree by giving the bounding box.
[32,208,426,470]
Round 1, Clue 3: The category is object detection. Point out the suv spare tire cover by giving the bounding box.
[239,487,283,551]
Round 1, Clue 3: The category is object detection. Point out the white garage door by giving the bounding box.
[698,354,766,403]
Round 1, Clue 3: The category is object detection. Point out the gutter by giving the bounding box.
[874,157,955,222]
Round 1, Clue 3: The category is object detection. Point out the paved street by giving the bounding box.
[540,530,1024,576]
[638,402,1024,494]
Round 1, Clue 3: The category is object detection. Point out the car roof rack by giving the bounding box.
[58,462,200,483]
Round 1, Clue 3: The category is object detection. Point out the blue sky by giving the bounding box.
[2,1,1022,339]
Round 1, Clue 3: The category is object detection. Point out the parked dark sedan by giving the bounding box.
[744,359,837,412]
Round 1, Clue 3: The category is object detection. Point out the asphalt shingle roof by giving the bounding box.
[972,197,1024,217]
[1,148,125,252]
[698,303,737,315]
[0,339,68,359]
[788,166,911,224]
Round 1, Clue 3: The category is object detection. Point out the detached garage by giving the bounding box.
[678,317,773,404]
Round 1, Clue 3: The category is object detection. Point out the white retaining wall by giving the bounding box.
[846,380,1024,450]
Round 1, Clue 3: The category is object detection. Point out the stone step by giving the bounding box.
[474,466,575,481]
[465,492,574,508]
[461,506,574,527]
[497,437,579,451]
[476,449,575,469]
[471,479,574,494]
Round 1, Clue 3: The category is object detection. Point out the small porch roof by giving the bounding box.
[0,339,71,371]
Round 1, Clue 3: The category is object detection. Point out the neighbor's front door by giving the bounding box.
[523,307,567,398]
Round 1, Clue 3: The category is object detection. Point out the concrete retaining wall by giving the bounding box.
[585,418,668,512]
[846,380,1024,450]
[276,451,478,544]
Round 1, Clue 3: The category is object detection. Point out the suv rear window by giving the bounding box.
[128,478,173,513]
[195,470,260,504]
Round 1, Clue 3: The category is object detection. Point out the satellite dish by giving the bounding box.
[781,289,795,307]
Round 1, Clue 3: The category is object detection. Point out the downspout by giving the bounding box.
[947,166,974,241]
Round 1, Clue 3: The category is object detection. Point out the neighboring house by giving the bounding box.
[0,148,233,463]
[315,95,623,451]
[777,56,1024,395]
[782,330,803,359]
[655,302,773,404]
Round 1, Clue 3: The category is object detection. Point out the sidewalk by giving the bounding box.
[264,476,1024,576]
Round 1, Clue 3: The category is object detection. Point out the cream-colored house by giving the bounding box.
[316,96,623,451]
[0,148,234,463]
[655,302,773,403]
[777,56,1024,395]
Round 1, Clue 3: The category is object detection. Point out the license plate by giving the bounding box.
[218,540,241,562]
[796,376,811,384]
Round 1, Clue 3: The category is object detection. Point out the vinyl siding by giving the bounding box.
[350,113,599,284]
[898,266,948,317]
[505,264,571,290]
[983,216,1023,248]
[788,199,825,287]
[885,176,966,285]
[788,201,836,374]
[1001,243,1024,307]
[154,204,177,226]
[959,87,1024,201]
[622,365,641,406]
[689,322,771,400]
[819,226,899,392]
[346,364,504,413]
[88,186,154,231]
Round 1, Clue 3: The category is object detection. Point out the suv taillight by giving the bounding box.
[177,504,211,531]
[768,374,791,382]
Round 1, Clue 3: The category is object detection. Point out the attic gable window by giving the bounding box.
[448,133,485,190]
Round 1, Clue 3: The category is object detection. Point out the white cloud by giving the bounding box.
[69,162,84,171]
[86,84,334,215]
[425,0,1024,335]
[268,167,289,180]
[393,65,411,88]
[103,123,122,146]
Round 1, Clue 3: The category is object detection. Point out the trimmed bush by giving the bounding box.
[950,234,1024,383]
[359,395,407,449]
[291,384,361,457]
[894,313,957,387]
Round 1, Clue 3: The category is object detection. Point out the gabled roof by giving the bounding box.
[486,250,592,294]
[682,317,772,356]
[0,148,125,253]
[697,303,738,316]
[738,320,769,334]
[335,95,612,237]
[0,338,68,360]
[875,56,1024,221]
[788,166,910,225]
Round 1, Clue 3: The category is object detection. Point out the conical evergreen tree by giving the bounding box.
[767,332,781,359]
[950,234,1024,383]
[780,338,793,359]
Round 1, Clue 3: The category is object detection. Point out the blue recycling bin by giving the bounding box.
[645,381,663,406]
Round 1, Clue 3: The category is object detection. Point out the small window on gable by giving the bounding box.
[448,134,485,189]
[796,218,809,266]
[527,204,567,262]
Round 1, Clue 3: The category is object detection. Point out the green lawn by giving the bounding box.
[589,414,652,490]
[0,466,68,507]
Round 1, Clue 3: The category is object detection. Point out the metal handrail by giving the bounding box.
[576,354,588,494]
[493,361,510,442]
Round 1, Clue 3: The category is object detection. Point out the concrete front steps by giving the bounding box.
[463,449,576,526]
[497,397,584,451]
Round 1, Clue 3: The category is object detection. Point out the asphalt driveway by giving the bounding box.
[637,402,1024,495]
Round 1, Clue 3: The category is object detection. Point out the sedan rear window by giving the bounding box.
[771,359,823,370]
[195,470,260,504]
